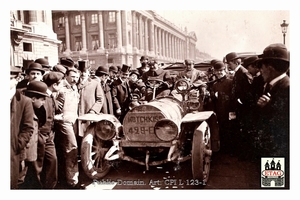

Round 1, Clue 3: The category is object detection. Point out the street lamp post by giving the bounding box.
[280,20,289,45]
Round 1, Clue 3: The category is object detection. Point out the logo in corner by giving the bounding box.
[261,157,285,187]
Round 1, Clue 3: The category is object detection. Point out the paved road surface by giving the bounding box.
[56,151,261,190]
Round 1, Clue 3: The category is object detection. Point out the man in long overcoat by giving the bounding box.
[77,60,104,137]
[10,66,34,189]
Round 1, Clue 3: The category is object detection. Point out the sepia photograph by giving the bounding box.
[7,0,298,198]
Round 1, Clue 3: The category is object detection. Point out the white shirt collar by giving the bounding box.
[269,73,287,86]
[234,65,241,72]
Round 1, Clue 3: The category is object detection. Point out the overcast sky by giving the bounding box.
[156,10,290,59]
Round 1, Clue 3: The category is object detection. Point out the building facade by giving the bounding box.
[52,10,197,70]
[10,10,61,70]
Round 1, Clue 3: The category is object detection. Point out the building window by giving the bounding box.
[91,14,98,24]
[108,12,115,23]
[59,38,66,52]
[91,35,99,50]
[75,15,81,26]
[108,33,116,49]
[23,42,32,52]
[75,36,82,51]
[58,17,65,27]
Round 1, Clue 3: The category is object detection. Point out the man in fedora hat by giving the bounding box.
[16,62,45,90]
[10,65,34,189]
[19,81,49,188]
[111,64,132,122]
[239,55,265,161]
[256,43,290,187]
[95,66,114,115]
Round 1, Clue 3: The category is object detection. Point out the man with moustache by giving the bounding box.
[54,68,81,188]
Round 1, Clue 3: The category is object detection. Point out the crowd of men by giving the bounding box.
[10,43,290,189]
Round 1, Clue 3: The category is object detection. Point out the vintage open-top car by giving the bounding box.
[78,78,220,185]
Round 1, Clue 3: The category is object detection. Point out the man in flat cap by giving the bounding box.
[141,59,173,101]
[137,56,149,76]
[256,43,290,188]
[10,66,34,189]
[210,61,234,154]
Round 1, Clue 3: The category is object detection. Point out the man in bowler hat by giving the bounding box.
[111,64,132,122]
[225,52,252,157]
[16,62,45,90]
[10,66,34,189]
[27,72,64,189]
[256,43,290,187]
[19,81,49,188]
[95,66,114,115]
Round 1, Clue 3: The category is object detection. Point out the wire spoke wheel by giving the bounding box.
[192,121,211,185]
[81,124,111,180]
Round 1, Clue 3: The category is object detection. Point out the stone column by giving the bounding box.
[144,18,148,52]
[81,12,87,51]
[131,11,136,48]
[161,30,165,57]
[64,13,71,52]
[98,11,104,49]
[116,10,122,48]
[149,20,154,53]
[139,14,143,50]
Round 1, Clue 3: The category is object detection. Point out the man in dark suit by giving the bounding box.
[225,52,252,157]
[111,64,132,123]
[256,43,290,188]
[95,66,114,115]
[210,61,233,154]
[10,66,34,189]
[141,59,173,101]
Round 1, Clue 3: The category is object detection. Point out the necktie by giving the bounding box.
[264,83,271,95]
